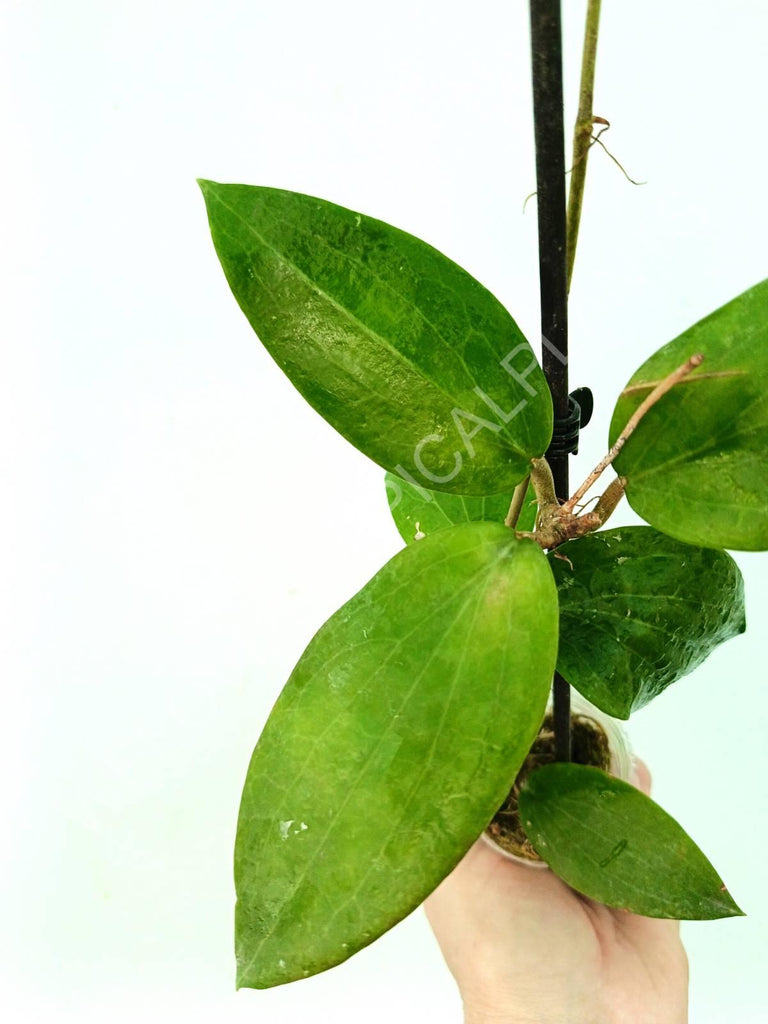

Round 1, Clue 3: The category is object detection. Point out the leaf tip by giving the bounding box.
[197,178,224,204]
[716,887,746,919]
[612,702,632,721]
[696,880,746,920]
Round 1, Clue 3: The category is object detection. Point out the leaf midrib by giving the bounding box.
[237,542,515,981]
[619,397,766,483]
[210,188,529,460]
[313,574,493,949]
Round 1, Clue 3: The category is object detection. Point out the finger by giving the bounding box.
[629,756,652,796]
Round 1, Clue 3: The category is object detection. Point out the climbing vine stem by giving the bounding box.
[562,353,704,514]
[566,0,602,294]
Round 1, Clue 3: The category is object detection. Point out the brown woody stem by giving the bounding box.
[563,353,704,514]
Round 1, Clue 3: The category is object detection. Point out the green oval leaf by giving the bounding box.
[609,279,768,550]
[385,472,538,544]
[199,181,552,494]
[551,527,745,718]
[519,764,743,920]
[235,524,558,988]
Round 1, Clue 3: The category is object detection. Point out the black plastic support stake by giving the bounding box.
[546,387,594,457]
[529,0,571,762]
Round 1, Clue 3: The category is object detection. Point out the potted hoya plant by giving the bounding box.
[198,0,765,995]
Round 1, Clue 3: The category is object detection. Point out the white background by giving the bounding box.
[2,1,767,1021]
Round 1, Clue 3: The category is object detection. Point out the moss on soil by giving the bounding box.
[486,712,611,862]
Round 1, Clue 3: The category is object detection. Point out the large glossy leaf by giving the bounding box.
[234,523,558,988]
[551,527,745,718]
[609,279,768,550]
[385,472,538,544]
[519,764,743,919]
[199,181,552,494]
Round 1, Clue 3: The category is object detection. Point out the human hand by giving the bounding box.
[424,760,688,1024]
